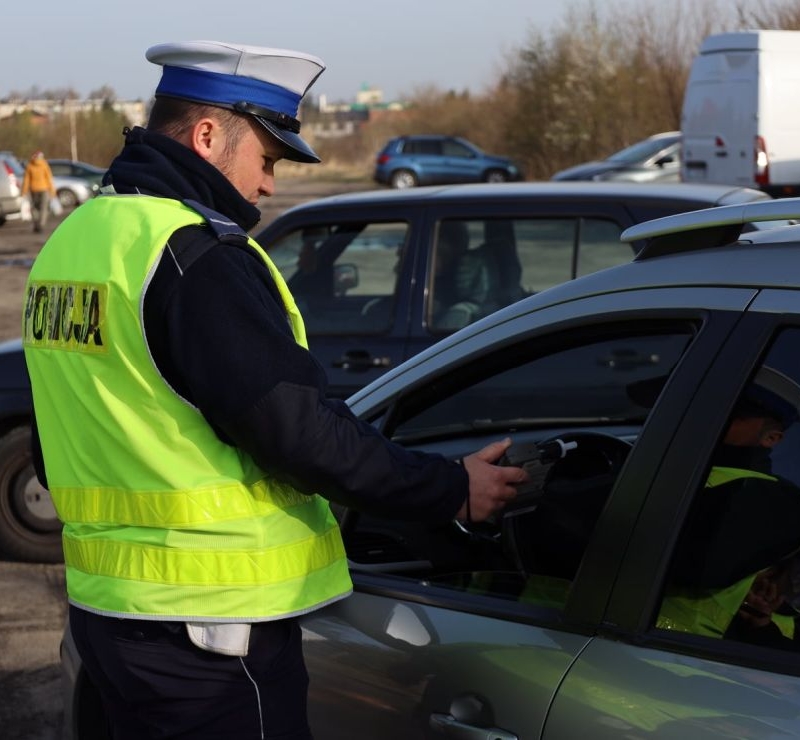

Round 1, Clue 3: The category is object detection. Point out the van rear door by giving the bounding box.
[681,34,758,187]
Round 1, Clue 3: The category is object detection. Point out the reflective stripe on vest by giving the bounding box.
[657,465,783,638]
[23,195,351,620]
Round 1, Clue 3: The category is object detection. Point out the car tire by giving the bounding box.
[57,188,78,209]
[0,425,63,563]
[484,169,509,183]
[390,170,418,189]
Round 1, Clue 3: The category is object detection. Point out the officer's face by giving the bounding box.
[724,416,784,448]
[214,119,285,204]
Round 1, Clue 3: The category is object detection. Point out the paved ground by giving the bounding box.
[0,562,66,740]
[0,177,375,739]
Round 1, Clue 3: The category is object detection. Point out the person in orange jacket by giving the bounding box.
[21,151,56,233]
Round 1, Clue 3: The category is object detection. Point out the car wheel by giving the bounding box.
[0,215,6,227]
[0,426,63,563]
[484,169,509,184]
[390,170,418,189]
[58,188,78,209]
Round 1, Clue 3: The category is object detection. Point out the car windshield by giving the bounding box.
[607,136,678,164]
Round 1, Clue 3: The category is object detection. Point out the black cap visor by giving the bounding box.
[251,116,320,163]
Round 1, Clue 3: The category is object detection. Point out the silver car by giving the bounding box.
[0,154,24,225]
[63,198,800,738]
[1,153,95,210]
[552,131,682,183]
[52,174,95,209]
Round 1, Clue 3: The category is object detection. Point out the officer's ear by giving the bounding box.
[188,118,219,162]
[759,420,785,448]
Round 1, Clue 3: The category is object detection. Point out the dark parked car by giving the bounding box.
[374,135,524,188]
[47,159,106,190]
[257,181,774,398]
[0,181,779,564]
[64,197,800,738]
[552,131,682,183]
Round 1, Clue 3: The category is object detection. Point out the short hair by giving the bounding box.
[147,97,250,152]
[733,398,788,431]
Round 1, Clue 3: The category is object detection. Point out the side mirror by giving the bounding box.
[334,263,359,296]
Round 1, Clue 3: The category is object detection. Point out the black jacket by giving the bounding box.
[669,443,800,589]
[32,126,467,522]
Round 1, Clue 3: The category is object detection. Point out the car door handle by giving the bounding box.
[429,713,518,740]
[332,350,392,371]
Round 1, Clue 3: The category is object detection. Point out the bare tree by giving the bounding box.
[490,0,758,178]
[736,0,800,28]
[88,85,117,103]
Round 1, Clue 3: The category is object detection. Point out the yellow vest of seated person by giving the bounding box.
[657,466,793,640]
[22,194,352,620]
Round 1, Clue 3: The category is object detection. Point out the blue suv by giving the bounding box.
[373,135,524,189]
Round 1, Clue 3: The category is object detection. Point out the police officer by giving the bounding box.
[658,366,800,643]
[22,41,527,740]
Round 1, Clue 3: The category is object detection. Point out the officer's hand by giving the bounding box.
[457,438,528,523]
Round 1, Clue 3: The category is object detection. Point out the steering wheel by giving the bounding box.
[501,431,634,578]
[542,431,633,483]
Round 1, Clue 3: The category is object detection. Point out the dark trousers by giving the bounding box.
[69,605,312,740]
[29,190,49,232]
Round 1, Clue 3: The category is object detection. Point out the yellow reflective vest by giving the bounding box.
[657,465,793,639]
[23,195,352,620]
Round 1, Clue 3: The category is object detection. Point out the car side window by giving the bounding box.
[575,219,631,277]
[517,217,630,291]
[345,323,695,615]
[442,139,473,158]
[406,139,441,155]
[657,327,800,652]
[267,221,408,335]
[428,217,633,332]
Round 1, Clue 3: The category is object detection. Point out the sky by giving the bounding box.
[0,0,608,104]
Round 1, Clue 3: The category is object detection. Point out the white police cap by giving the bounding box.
[745,366,800,428]
[146,40,325,163]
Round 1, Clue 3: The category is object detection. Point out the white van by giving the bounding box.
[681,30,800,196]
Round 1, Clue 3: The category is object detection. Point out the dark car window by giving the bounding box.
[656,327,800,652]
[608,135,681,164]
[48,163,71,177]
[576,218,630,277]
[345,322,695,616]
[441,139,474,158]
[428,217,631,331]
[404,139,442,156]
[268,221,408,335]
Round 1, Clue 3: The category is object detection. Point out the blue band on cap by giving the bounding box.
[156,66,301,117]
[745,385,799,426]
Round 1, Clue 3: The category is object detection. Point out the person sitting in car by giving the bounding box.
[657,366,800,644]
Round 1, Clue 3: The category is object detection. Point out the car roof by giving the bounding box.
[646,131,681,141]
[397,134,458,140]
[275,181,768,216]
[48,158,105,169]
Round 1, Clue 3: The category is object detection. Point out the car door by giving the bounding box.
[259,209,421,398]
[545,290,800,738]
[301,284,756,740]
[439,138,482,183]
